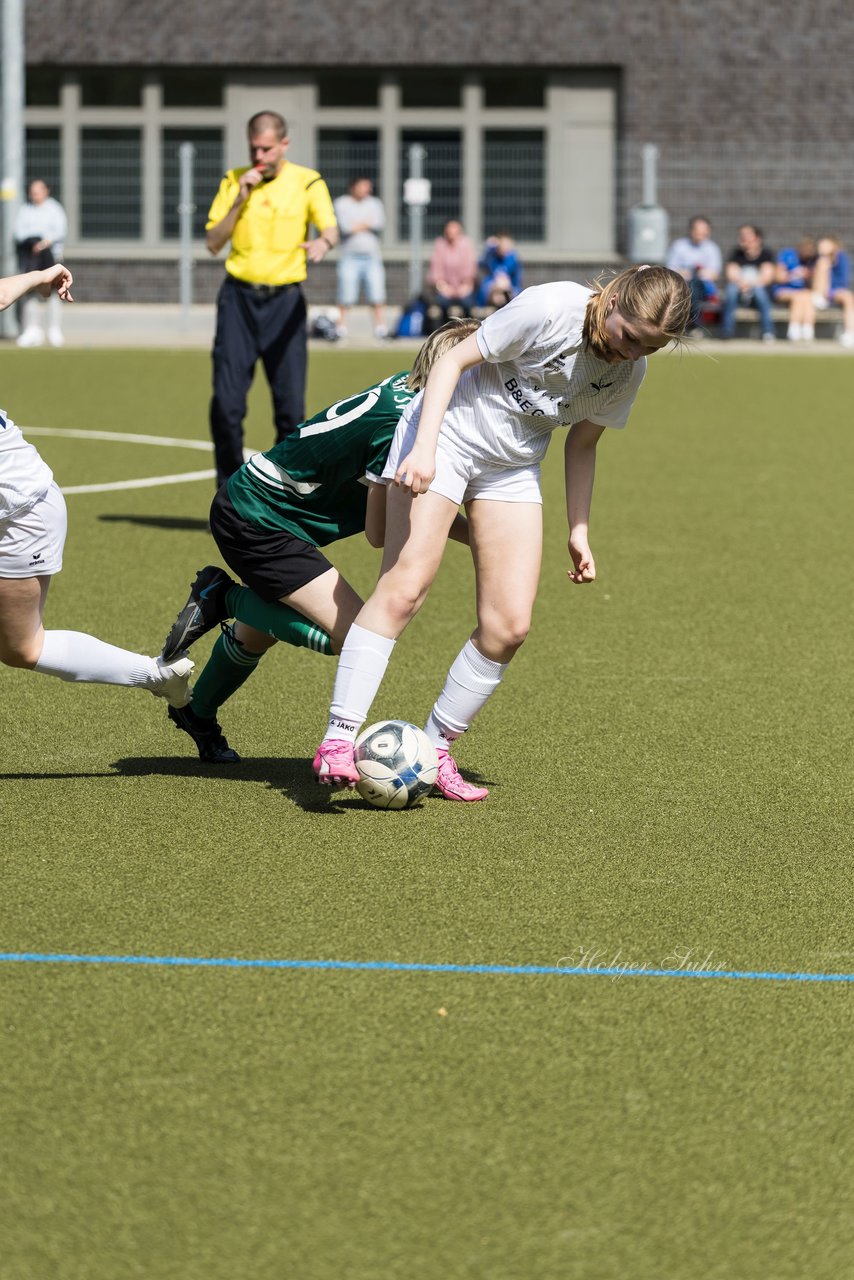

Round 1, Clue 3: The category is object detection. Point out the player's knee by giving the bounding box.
[480,611,531,654]
[377,571,431,627]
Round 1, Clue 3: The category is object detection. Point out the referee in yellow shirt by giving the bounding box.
[206,110,339,486]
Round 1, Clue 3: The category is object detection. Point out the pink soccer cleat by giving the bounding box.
[313,738,360,788]
[434,749,489,802]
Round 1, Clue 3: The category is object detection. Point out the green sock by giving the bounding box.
[225,584,333,655]
[191,628,263,720]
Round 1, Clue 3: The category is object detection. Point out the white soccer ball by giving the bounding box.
[353,720,439,809]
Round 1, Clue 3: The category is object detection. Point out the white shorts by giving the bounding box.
[380,414,543,506]
[0,481,67,578]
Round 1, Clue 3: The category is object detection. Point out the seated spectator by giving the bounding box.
[773,236,818,341]
[426,219,478,324]
[721,224,777,342]
[477,232,522,308]
[811,235,854,349]
[665,216,722,331]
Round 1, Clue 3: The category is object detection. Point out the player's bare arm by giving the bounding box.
[564,420,605,584]
[395,332,485,494]
[0,265,73,311]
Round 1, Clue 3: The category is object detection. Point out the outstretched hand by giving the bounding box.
[38,263,74,302]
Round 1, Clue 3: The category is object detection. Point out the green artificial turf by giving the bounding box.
[1,348,852,1279]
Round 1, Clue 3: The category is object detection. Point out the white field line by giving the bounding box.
[24,426,212,451]
[21,424,247,494]
[63,469,216,494]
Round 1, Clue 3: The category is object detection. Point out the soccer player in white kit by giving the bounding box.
[313,264,692,799]
[0,265,194,708]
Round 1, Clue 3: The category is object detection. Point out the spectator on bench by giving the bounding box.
[811,235,854,350]
[721,224,776,342]
[666,216,722,332]
[477,232,523,309]
[773,236,817,342]
[426,220,479,326]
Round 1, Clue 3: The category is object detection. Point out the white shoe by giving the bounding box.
[47,327,64,348]
[374,325,388,340]
[838,331,854,350]
[787,324,802,341]
[761,332,776,343]
[335,325,348,340]
[16,327,44,348]
[149,655,194,707]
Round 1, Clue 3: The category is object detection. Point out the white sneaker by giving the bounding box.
[838,331,854,350]
[16,327,44,348]
[47,327,64,348]
[787,324,802,341]
[149,655,194,707]
[374,325,388,340]
[335,325,348,340]
[761,332,776,343]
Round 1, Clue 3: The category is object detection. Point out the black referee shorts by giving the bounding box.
[209,485,333,602]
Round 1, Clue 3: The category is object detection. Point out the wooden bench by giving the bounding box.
[700,301,845,338]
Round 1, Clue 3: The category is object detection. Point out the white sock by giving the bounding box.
[34,630,158,686]
[325,623,396,742]
[787,322,802,341]
[424,639,508,749]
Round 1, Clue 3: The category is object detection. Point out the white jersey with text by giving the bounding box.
[404,281,648,468]
[0,408,53,521]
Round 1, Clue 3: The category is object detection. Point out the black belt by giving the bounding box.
[231,278,300,296]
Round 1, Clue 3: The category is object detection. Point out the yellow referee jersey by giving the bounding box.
[206,162,336,286]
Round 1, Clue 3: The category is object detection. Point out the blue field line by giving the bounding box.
[0,951,852,984]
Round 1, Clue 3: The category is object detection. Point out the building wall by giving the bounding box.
[22,2,854,302]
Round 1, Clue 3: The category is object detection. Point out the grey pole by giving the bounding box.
[177,141,196,327]
[407,143,427,300]
[641,143,659,207]
[0,0,25,339]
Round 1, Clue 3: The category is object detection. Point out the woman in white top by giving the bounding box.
[13,179,68,348]
[0,265,194,708]
[313,264,692,800]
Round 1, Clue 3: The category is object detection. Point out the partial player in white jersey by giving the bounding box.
[0,266,194,710]
[313,264,692,800]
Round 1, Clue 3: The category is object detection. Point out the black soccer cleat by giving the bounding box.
[161,565,235,662]
[168,702,241,764]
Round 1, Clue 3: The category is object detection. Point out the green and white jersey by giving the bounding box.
[227,372,415,546]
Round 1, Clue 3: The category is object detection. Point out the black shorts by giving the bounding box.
[209,485,332,602]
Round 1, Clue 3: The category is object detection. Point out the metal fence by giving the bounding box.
[399,131,462,241]
[80,128,142,238]
[161,129,223,239]
[317,130,381,205]
[23,126,61,199]
[482,130,545,241]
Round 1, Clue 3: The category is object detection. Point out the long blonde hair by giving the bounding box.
[407,317,481,391]
[584,265,692,359]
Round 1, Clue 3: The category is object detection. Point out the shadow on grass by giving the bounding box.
[98,515,211,532]
[109,754,358,813]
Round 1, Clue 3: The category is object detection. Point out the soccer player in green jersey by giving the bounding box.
[161,320,476,769]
